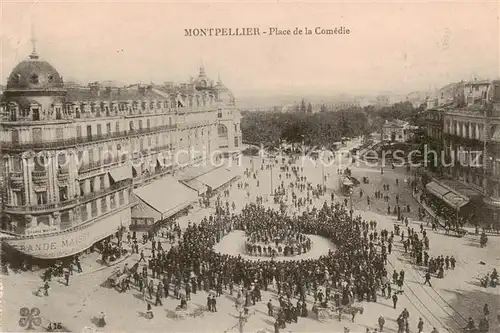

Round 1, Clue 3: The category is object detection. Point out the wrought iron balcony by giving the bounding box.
[3,178,131,214]
[9,171,23,180]
[32,171,48,180]
[1,124,177,151]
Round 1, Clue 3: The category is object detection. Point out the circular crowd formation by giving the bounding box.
[244,229,312,257]
[166,201,386,298]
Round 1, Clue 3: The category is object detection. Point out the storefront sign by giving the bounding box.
[5,209,130,259]
[24,227,59,236]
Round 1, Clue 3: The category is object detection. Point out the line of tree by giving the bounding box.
[241,100,424,149]
[241,109,370,149]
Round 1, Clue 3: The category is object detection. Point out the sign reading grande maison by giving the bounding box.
[185,28,261,36]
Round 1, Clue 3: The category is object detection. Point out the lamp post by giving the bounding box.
[349,188,353,218]
[234,299,247,333]
[270,158,274,197]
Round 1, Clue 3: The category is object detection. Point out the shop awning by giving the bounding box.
[132,176,198,220]
[425,181,470,209]
[425,181,450,197]
[179,164,215,181]
[197,166,236,190]
[442,192,469,209]
[181,178,208,195]
[131,197,162,221]
[109,165,132,182]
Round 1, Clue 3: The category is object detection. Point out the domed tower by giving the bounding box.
[3,39,66,121]
[1,38,73,240]
[214,74,241,157]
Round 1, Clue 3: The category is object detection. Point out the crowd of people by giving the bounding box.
[28,150,498,333]
[245,229,311,257]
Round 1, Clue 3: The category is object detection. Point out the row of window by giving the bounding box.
[445,120,483,139]
[81,191,125,221]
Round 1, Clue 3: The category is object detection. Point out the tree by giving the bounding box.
[320,104,328,113]
[307,102,313,114]
[300,99,306,113]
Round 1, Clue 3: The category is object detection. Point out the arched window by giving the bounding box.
[218,124,228,138]
[30,73,39,84]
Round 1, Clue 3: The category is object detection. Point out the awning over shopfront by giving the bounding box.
[131,197,162,221]
[197,166,237,190]
[178,164,215,181]
[132,176,198,221]
[4,209,131,259]
[109,165,132,182]
[425,181,470,209]
[181,178,208,195]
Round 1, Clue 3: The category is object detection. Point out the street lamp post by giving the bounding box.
[322,159,325,187]
[237,309,246,333]
[350,193,353,218]
[270,160,273,197]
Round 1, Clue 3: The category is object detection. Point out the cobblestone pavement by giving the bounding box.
[2,145,499,333]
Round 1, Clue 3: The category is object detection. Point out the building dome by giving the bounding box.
[215,80,235,103]
[6,53,64,90]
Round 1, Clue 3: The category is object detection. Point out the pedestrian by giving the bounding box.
[424,272,432,287]
[268,300,274,316]
[378,315,385,331]
[207,295,212,312]
[146,303,153,319]
[392,293,398,309]
[43,281,50,296]
[64,269,70,286]
[417,317,424,333]
[97,312,106,327]
[75,257,83,273]
[483,303,490,317]
[211,295,217,312]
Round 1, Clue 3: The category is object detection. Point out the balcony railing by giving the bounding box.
[79,179,131,205]
[78,145,171,173]
[9,172,23,179]
[4,198,78,213]
[1,124,177,150]
[32,171,48,179]
[79,155,123,173]
[133,165,176,186]
[3,179,132,213]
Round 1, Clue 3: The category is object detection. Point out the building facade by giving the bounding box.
[0,48,241,259]
[441,79,500,228]
[381,119,414,142]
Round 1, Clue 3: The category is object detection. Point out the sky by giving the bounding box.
[1,1,499,98]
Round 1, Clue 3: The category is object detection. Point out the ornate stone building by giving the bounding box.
[0,47,241,259]
[435,79,500,228]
